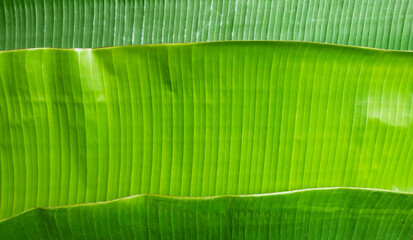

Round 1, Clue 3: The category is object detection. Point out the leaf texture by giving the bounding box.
[0,188,412,239]
[1,0,413,50]
[1,42,413,220]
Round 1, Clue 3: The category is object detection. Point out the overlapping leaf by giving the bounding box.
[1,0,413,50]
[1,0,413,238]
[1,188,412,239]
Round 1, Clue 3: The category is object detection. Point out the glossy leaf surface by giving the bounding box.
[1,0,413,50]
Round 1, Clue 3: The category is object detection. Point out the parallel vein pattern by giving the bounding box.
[1,0,413,50]
[1,42,413,220]
[1,188,412,239]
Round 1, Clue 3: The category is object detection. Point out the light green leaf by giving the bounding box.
[0,188,412,239]
[1,42,413,220]
[1,0,413,50]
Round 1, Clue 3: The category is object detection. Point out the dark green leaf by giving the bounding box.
[1,0,413,50]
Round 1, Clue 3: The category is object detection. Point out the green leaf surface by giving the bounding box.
[0,188,412,239]
[1,41,413,220]
[1,0,413,50]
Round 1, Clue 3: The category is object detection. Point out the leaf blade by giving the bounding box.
[1,188,412,239]
[1,0,413,50]
[1,41,413,220]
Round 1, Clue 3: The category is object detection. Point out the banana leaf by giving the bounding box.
[1,0,413,50]
[1,41,413,220]
[0,188,412,239]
